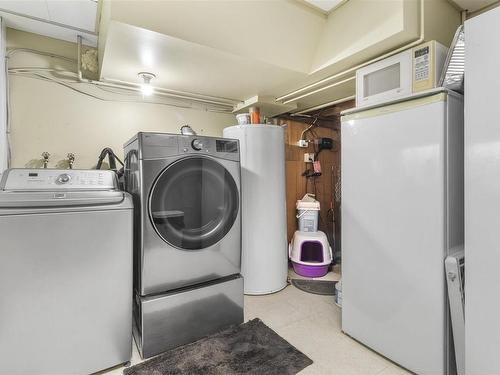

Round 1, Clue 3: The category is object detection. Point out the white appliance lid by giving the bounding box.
[0,190,125,208]
[0,169,118,191]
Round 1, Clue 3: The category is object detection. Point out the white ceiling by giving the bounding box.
[98,0,426,113]
[100,22,307,101]
[100,0,326,75]
[1,0,466,114]
[302,0,345,13]
[0,0,97,45]
[100,21,356,112]
[451,0,498,12]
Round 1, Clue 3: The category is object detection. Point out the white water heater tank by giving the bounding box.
[223,124,288,295]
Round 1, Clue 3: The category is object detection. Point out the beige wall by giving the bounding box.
[7,29,237,169]
[424,0,462,46]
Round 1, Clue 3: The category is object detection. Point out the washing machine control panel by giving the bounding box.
[1,169,118,191]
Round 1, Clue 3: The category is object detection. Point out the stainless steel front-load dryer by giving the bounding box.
[124,132,243,358]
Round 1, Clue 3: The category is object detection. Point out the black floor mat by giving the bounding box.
[291,279,338,296]
[124,318,312,375]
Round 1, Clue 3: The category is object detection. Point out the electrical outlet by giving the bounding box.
[304,153,315,163]
[297,139,309,148]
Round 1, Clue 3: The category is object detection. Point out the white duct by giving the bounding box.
[223,124,288,295]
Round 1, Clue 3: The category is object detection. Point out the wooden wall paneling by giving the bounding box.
[280,119,338,248]
[278,99,354,259]
[285,160,297,241]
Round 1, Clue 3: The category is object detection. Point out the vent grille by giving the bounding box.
[439,25,465,94]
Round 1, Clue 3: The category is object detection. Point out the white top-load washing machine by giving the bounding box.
[0,169,133,375]
[124,132,243,359]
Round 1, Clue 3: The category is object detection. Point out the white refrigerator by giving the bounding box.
[465,6,500,374]
[341,89,463,375]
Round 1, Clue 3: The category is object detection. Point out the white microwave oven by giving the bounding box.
[355,41,448,107]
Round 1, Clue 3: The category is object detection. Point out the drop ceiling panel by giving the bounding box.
[100,22,306,101]
[0,10,97,45]
[0,1,49,19]
[46,0,97,32]
[0,0,97,45]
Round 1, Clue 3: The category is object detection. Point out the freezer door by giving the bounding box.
[341,98,453,374]
[465,7,500,375]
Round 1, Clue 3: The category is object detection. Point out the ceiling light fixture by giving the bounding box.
[138,72,156,96]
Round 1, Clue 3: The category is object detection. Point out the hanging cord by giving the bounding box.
[95,147,126,186]
[300,123,315,141]
[312,176,336,262]
[299,113,321,141]
[95,147,124,174]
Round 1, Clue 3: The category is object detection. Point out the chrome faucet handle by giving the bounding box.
[41,152,50,169]
[67,153,75,169]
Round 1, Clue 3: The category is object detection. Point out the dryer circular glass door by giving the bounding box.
[149,157,239,250]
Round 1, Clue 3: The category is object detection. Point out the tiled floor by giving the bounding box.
[245,266,411,375]
[103,266,411,375]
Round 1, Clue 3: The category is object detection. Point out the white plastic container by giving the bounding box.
[296,194,320,232]
[236,113,250,125]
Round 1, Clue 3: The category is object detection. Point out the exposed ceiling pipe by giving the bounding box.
[275,0,426,104]
[77,35,83,81]
[289,113,338,122]
[75,35,239,109]
[103,77,238,105]
[292,95,355,115]
[282,76,354,105]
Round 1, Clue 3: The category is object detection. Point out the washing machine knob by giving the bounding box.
[56,173,71,184]
[191,139,203,151]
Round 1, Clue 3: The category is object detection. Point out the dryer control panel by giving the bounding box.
[132,133,240,162]
[1,169,118,191]
[177,136,239,159]
[179,137,215,154]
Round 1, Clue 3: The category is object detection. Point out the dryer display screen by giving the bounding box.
[216,140,238,153]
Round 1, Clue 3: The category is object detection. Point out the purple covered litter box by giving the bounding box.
[292,262,329,278]
[289,231,332,278]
